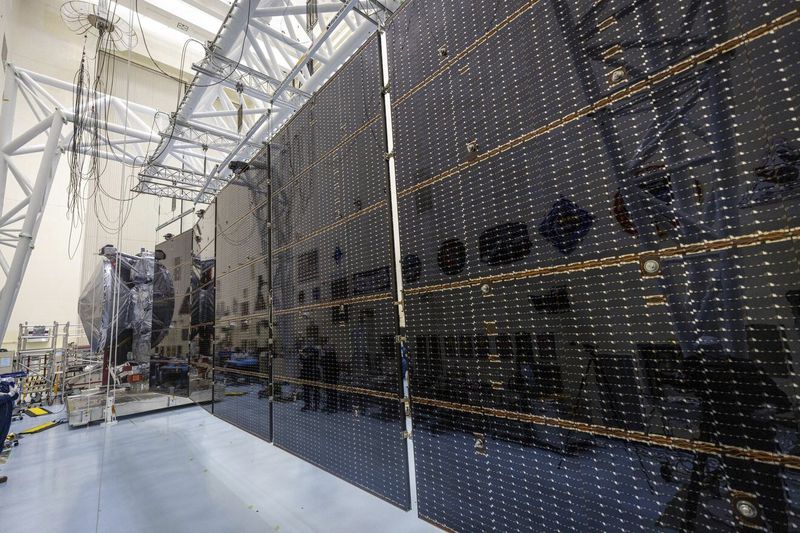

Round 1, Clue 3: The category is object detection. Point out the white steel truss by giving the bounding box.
[0,69,66,339]
[1,63,204,198]
[135,0,400,203]
[4,64,166,164]
[0,61,173,338]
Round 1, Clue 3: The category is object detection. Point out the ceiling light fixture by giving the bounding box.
[141,0,223,35]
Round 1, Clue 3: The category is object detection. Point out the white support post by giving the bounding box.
[377,27,416,512]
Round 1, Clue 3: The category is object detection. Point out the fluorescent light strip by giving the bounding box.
[141,0,224,35]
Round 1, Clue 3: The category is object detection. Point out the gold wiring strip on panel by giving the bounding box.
[215,310,271,324]
[413,396,800,470]
[273,292,393,317]
[198,363,270,380]
[274,375,401,401]
[271,200,389,256]
[405,227,800,297]
[397,9,800,199]
[215,226,798,294]
[393,0,543,108]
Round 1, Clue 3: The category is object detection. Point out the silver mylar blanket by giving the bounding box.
[78,250,174,364]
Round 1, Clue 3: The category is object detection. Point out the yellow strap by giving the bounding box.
[19,421,57,435]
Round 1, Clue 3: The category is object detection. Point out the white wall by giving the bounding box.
[1,0,199,348]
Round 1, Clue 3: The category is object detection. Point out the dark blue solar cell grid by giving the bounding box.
[269,36,411,509]
[388,0,800,531]
[212,151,273,441]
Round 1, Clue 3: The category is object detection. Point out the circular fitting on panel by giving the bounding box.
[640,256,661,277]
[480,284,491,295]
[643,259,660,274]
[735,500,758,519]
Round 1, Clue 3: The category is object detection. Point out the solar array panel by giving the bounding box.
[213,162,273,441]
[153,230,194,395]
[204,0,799,528]
[269,36,411,509]
[387,0,800,531]
[190,202,217,413]
[149,204,218,407]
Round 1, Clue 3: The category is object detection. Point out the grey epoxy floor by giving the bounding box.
[0,405,436,533]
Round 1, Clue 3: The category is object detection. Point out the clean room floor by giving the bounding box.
[0,405,435,533]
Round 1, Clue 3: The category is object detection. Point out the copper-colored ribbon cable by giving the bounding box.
[412,396,800,470]
[195,362,269,380]
[273,375,401,401]
[213,11,800,271]
[213,291,392,323]
[405,227,800,296]
[392,0,543,109]
[273,292,393,316]
[397,9,800,198]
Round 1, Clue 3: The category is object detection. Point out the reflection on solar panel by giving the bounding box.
[154,218,216,405]
[214,161,273,441]
[205,0,799,528]
[192,202,217,415]
[269,36,411,509]
[386,0,800,531]
[153,230,193,395]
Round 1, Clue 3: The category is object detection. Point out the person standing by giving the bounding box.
[0,376,20,484]
[300,339,320,412]
[320,339,340,413]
